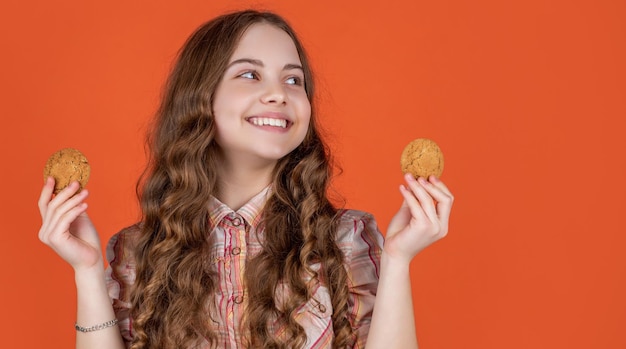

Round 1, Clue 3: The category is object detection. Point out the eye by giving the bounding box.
[239,71,258,80]
[285,76,303,86]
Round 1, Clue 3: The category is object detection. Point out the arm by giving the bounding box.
[365,174,454,349]
[38,178,125,349]
[75,266,126,349]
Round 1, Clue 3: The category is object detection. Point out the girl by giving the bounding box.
[38,9,453,349]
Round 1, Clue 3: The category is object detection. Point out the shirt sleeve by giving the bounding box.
[337,210,384,348]
[104,224,140,346]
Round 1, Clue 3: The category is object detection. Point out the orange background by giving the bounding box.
[1,0,624,348]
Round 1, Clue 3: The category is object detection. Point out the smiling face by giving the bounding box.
[212,22,311,167]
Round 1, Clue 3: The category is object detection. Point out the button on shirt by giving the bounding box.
[105,187,384,348]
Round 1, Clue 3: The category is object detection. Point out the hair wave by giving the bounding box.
[130,10,353,348]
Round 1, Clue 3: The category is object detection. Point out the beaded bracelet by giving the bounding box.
[74,319,119,333]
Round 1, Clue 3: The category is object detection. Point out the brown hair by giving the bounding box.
[130,9,353,348]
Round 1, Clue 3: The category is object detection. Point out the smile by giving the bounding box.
[247,117,289,128]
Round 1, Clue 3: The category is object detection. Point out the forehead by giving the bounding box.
[230,23,301,63]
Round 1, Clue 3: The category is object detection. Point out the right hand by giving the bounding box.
[384,174,454,264]
[38,177,103,271]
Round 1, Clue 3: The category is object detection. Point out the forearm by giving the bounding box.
[365,252,418,349]
[74,266,125,349]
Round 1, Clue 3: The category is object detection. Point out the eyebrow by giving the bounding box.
[227,58,304,72]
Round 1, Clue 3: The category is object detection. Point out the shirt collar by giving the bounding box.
[208,185,272,227]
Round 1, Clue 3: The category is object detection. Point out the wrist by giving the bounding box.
[74,262,106,287]
[380,251,412,273]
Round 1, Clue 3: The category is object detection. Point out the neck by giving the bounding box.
[215,155,277,211]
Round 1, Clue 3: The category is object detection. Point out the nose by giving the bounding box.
[260,80,286,105]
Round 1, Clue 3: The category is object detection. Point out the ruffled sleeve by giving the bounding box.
[336,210,384,348]
[104,224,140,346]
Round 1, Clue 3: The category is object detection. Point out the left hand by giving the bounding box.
[384,173,454,264]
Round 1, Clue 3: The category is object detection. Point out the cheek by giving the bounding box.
[212,86,230,116]
[212,89,240,126]
[211,96,231,142]
[298,102,312,141]
[212,82,240,117]
[298,95,312,123]
[304,106,312,130]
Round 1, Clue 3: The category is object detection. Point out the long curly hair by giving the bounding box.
[130,10,353,348]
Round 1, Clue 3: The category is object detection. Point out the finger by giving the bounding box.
[47,203,89,244]
[70,211,98,245]
[57,188,89,216]
[399,182,429,223]
[42,181,81,227]
[405,174,438,222]
[40,198,89,244]
[425,176,454,223]
[47,181,82,212]
[429,175,453,197]
[54,180,83,200]
[50,187,89,225]
[38,177,55,217]
[40,186,88,241]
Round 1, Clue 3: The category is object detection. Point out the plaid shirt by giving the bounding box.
[105,187,383,348]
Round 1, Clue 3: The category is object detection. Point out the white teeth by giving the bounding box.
[249,117,287,128]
